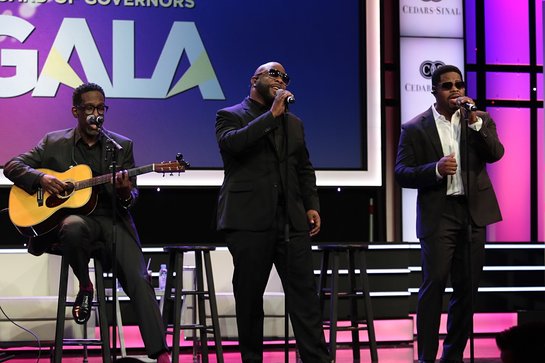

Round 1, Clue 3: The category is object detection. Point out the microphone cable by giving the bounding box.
[0,304,42,363]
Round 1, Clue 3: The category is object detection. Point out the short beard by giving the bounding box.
[256,83,275,106]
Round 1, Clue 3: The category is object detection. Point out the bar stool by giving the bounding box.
[162,246,223,363]
[52,253,111,363]
[318,243,378,363]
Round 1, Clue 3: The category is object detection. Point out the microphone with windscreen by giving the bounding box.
[86,115,104,127]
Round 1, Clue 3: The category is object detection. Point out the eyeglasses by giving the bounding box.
[259,68,291,85]
[438,81,466,90]
[77,104,109,115]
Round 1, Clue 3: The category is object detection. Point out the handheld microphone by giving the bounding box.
[276,89,295,104]
[456,97,477,112]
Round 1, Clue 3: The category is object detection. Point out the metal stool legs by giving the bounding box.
[53,255,111,363]
[162,246,223,363]
[355,249,378,362]
[318,244,378,363]
[202,251,223,360]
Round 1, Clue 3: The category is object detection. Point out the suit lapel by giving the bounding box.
[273,120,285,157]
[242,99,279,155]
[459,111,469,192]
[459,111,468,170]
[422,109,444,159]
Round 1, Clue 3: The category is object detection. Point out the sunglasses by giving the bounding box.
[260,68,291,85]
[438,81,466,90]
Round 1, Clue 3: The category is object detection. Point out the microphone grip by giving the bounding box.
[456,97,477,111]
[464,103,477,112]
[276,88,295,104]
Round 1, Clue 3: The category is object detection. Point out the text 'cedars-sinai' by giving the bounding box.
[402,6,461,16]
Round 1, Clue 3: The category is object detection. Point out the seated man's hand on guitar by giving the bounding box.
[114,170,133,199]
[40,174,67,195]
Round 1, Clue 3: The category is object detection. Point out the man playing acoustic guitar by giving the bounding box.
[3,83,172,363]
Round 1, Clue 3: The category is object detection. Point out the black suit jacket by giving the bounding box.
[215,97,319,232]
[394,107,504,239]
[3,127,140,254]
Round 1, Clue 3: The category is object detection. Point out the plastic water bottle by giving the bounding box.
[158,264,167,290]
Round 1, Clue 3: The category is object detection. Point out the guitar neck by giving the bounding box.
[74,164,155,191]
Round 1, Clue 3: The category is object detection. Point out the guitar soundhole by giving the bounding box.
[58,183,75,198]
[45,183,75,208]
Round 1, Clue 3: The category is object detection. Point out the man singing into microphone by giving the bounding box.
[215,62,329,362]
[3,83,171,362]
[395,65,504,363]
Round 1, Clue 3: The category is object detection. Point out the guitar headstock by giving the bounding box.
[154,154,189,173]
[176,153,190,169]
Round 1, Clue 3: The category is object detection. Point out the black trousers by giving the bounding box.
[225,208,329,363]
[417,197,485,362]
[58,214,168,358]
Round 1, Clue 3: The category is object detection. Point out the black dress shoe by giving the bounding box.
[72,290,93,325]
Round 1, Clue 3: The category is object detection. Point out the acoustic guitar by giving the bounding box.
[8,160,187,237]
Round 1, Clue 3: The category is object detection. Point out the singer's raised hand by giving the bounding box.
[271,89,293,118]
[452,96,478,124]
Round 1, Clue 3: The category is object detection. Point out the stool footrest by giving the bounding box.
[321,291,366,298]
[64,301,101,307]
[166,328,217,335]
[323,324,371,332]
[323,319,371,325]
[165,291,210,297]
[61,338,104,346]
[166,324,213,330]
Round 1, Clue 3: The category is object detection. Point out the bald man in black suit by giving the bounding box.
[215,62,329,363]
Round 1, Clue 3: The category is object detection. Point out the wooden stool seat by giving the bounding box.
[318,243,378,363]
[162,245,223,363]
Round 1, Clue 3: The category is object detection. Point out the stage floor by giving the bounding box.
[0,325,503,362]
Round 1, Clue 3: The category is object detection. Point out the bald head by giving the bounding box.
[252,62,285,77]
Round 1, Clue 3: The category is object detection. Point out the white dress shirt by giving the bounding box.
[432,105,482,196]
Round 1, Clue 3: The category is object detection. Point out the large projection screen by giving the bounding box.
[0,1,381,187]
